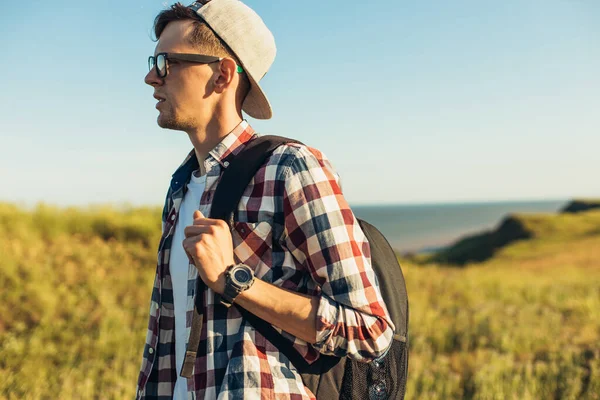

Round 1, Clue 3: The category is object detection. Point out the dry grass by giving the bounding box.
[0,203,598,399]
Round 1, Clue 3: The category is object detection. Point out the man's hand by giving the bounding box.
[183,210,235,294]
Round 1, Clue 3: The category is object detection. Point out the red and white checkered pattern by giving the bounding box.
[135,121,394,399]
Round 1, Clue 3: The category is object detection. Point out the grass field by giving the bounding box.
[0,203,598,399]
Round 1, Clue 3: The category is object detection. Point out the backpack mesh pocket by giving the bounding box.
[339,338,407,400]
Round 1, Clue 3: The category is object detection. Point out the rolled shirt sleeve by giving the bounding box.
[281,145,395,362]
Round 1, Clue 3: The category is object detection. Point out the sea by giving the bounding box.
[351,199,568,254]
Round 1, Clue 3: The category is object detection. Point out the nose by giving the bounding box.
[144,68,163,87]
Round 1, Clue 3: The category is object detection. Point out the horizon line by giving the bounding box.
[0,196,578,210]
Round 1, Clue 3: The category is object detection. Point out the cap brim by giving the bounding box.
[242,72,272,120]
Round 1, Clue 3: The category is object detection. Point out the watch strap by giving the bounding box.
[220,279,242,307]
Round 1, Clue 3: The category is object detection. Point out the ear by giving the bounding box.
[213,58,238,94]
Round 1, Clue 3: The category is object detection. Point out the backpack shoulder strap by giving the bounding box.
[210,134,333,371]
[182,135,303,379]
[209,134,302,224]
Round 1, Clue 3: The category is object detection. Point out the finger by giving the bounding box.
[192,210,212,225]
[192,215,221,226]
[182,236,205,256]
[182,238,198,264]
[184,224,214,238]
[185,250,195,265]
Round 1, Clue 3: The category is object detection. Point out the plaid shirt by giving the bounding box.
[136,120,395,399]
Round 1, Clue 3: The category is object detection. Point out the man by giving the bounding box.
[136,1,395,398]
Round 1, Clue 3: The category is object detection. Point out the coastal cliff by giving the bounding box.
[429,199,600,265]
[560,199,600,214]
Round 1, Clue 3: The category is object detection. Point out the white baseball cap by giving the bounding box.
[189,0,276,120]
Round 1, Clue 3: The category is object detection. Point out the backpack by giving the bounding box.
[182,135,409,399]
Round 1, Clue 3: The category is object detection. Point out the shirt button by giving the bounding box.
[171,215,176,221]
[223,161,230,168]
[148,347,154,355]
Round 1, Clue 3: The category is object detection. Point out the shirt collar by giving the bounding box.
[170,120,257,192]
[207,119,256,167]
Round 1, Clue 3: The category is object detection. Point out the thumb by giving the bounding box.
[193,210,204,220]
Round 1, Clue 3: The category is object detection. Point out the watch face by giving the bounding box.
[231,265,252,285]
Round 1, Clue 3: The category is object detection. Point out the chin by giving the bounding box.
[157,115,171,129]
[158,113,195,132]
[157,111,177,129]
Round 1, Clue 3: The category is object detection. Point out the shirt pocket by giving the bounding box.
[231,221,273,280]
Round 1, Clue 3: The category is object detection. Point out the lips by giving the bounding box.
[154,94,166,109]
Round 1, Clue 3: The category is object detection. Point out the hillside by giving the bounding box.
[560,199,600,214]
[428,206,600,265]
[1,202,599,399]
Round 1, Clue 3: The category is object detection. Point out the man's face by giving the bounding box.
[144,20,217,131]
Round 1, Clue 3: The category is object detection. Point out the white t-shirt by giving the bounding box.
[170,171,207,400]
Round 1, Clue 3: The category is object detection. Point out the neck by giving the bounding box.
[186,110,243,176]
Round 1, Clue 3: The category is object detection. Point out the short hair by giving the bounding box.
[153,2,250,99]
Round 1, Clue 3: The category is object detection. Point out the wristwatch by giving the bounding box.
[219,264,255,308]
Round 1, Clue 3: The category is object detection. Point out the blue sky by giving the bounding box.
[1,0,599,206]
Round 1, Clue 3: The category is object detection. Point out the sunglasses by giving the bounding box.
[148,52,244,78]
